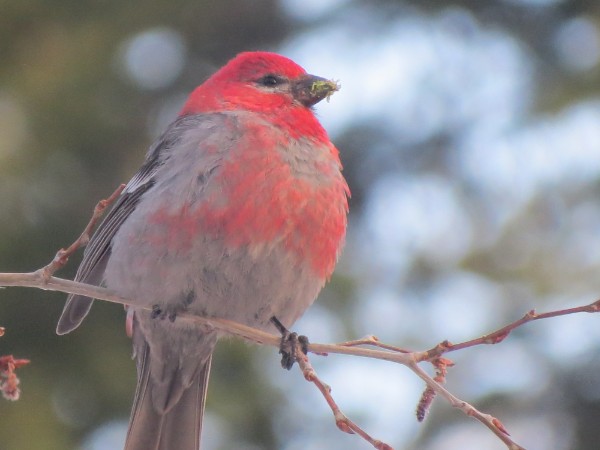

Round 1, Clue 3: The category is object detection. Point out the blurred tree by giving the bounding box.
[2,0,600,449]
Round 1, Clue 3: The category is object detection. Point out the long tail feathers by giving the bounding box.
[125,341,212,450]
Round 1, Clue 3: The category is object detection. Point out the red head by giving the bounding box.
[180,52,338,117]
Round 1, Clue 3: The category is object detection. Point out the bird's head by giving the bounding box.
[181,52,339,115]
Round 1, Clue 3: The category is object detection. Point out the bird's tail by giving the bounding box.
[124,339,212,450]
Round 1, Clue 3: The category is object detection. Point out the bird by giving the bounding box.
[56,51,349,450]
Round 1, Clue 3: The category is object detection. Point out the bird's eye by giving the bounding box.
[258,74,285,87]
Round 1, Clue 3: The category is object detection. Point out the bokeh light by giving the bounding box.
[118,28,187,90]
[2,1,600,449]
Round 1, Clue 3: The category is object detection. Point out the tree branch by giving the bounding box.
[0,270,535,449]
[37,183,125,280]
[11,268,598,449]
[421,300,600,360]
[12,181,600,448]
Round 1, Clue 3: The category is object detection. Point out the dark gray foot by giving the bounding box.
[271,316,309,370]
[151,305,177,322]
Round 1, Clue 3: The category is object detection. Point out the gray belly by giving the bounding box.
[104,222,325,332]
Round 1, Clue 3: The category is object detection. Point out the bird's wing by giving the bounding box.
[56,114,206,335]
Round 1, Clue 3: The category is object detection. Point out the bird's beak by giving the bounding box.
[293,75,340,107]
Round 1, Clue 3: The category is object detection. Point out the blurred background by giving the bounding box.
[2,0,600,449]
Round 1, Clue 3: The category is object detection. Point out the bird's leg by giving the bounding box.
[270,316,309,370]
[150,305,177,322]
[151,290,196,322]
[151,304,166,320]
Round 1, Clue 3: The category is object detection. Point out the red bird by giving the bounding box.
[57,51,349,450]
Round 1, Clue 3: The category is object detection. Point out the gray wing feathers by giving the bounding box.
[55,113,214,335]
[56,186,152,335]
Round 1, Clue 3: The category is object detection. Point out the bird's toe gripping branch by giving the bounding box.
[270,316,309,370]
[151,304,178,322]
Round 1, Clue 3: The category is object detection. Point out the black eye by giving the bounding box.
[258,74,285,87]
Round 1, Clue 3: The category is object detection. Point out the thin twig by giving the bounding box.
[406,360,523,450]
[421,299,600,361]
[36,183,125,280]
[339,335,412,353]
[336,332,515,442]
[416,357,454,422]
[293,344,393,450]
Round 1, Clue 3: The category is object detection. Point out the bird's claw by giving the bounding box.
[151,305,164,319]
[151,305,177,322]
[271,316,309,370]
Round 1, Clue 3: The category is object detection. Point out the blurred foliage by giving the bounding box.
[2,0,600,449]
